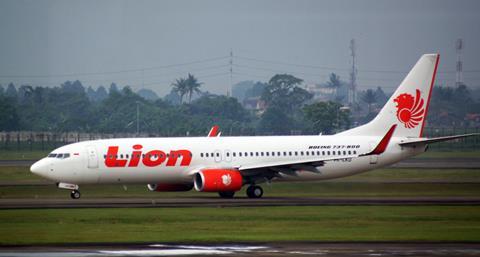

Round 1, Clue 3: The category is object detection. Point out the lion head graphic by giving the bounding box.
[393,89,425,129]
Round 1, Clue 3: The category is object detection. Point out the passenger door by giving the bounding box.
[86,145,99,169]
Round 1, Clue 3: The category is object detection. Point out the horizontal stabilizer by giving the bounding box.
[399,133,480,147]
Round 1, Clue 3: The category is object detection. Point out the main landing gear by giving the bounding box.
[218,191,235,198]
[246,185,263,198]
[217,185,264,199]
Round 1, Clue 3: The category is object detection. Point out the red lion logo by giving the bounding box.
[393,89,425,129]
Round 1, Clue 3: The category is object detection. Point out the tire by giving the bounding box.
[246,185,263,198]
[70,190,81,199]
[218,191,235,198]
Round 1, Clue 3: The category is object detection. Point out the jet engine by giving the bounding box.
[194,169,243,192]
[147,183,193,192]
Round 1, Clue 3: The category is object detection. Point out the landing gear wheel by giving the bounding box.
[218,191,235,198]
[246,185,263,198]
[70,190,81,199]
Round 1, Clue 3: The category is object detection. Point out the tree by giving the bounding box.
[171,78,188,103]
[96,86,108,102]
[0,96,19,131]
[303,101,350,134]
[262,74,312,112]
[258,105,293,135]
[109,83,120,94]
[326,73,342,99]
[5,83,17,98]
[185,73,202,103]
[362,89,377,114]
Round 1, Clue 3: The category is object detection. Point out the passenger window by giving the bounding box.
[278,152,281,156]
[233,152,236,157]
[201,153,204,157]
[265,152,269,156]
[294,151,298,156]
[256,152,259,156]
[216,153,220,157]
[283,152,287,156]
[316,151,320,155]
[103,154,106,159]
[306,151,309,156]
[206,153,209,157]
[272,152,275,156]
[348,151,351,155]
[338,151,341,155]
[226,152,230,157]
[327,151,330,155]
[343,151,346,155]
[246,152,249,156]
[289,152,292,156]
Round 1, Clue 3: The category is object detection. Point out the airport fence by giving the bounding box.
[0,127,478,152]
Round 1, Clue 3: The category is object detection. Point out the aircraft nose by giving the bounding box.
[30,159,49,177]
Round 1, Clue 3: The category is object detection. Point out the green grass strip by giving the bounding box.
[1,206,480,245]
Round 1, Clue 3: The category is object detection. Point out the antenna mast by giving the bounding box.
[349,39,357,105]
[456,38,464,87]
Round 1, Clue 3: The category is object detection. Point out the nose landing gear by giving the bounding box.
[70,190,81,199]
[57,182,81,199]
[246,185,263,198]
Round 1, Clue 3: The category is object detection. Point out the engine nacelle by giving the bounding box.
[194,169,243,192]
[147,183,193,192]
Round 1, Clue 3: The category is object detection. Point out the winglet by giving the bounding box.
[361,124,397,156]
[207,125,220,137]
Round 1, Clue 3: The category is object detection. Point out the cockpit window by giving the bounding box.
[47,153,70,159]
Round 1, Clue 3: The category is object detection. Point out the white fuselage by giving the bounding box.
[30,135,424,185]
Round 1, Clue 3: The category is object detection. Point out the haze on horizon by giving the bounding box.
[0,0,479,96]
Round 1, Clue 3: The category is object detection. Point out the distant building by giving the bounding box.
[243,96,266,115]
[304,84,335,101]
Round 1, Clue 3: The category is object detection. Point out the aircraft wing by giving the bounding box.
[399,133,480,147]
[238,125,396,174]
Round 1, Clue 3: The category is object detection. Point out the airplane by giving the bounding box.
[30,54,478,199]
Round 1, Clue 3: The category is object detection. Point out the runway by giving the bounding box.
[1,243,480,257]
[1,196,480,209]
[2,157,480,168]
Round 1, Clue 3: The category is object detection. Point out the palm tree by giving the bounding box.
[171,78,188,103]
[362,89,377,114]
[326,73,341,100]
[185,73,202,103]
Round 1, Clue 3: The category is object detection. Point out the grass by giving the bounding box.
[0,166,46,182]
[0,150,48,160]
[415,151,480,158]
[1,206,480,245]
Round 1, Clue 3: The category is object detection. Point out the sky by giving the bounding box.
[0,0,479,96]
